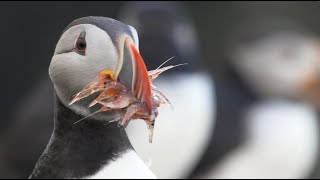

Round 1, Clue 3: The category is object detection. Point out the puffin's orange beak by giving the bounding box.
[117,37,152,114]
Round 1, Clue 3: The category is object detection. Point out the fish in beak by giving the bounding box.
[69,35,185,143]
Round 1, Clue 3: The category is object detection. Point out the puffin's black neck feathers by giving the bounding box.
[29,95,132,179]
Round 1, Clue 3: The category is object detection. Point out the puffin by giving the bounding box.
[195,18,320,178]
[0,2,217,178]
[118,1,216,178]
[29,16,156,179]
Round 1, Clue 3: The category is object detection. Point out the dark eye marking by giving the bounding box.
[74,31,86,55]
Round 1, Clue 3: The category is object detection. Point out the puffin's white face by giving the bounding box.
[49,22,140,118]
[230,32,320,101]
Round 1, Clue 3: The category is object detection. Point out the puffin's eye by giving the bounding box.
[74,31,86,55]
[76,38,86,51]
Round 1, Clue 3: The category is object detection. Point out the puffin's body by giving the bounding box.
[204,99,318,178]
[29,16,156,179]
[194,20,320,178]
[30,97,154,179]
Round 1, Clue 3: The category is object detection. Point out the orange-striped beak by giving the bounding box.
[115,36,152,114]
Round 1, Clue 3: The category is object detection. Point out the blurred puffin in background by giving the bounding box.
[195,17,320,178]
[119,1,216,178]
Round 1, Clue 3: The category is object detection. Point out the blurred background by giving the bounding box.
[1,1,320,179]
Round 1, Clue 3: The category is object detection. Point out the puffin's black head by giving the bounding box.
[49,16,150,121]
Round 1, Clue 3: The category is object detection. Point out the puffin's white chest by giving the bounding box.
[204,100,319,179]
[86,150,156,179]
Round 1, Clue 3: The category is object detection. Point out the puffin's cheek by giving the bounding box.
[50,55,89,99]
